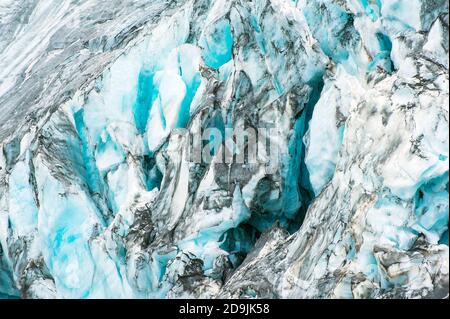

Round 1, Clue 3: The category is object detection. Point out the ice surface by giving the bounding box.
[0,0,448,299]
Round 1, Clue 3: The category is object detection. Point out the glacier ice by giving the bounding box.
[0,0,448,299]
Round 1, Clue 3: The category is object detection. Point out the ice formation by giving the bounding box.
[0,0,448,299]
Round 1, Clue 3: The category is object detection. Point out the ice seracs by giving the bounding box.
[0,0,448,299]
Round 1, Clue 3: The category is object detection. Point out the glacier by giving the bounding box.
[0,0,448,299]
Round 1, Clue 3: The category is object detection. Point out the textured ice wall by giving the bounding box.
[0,0,448,299]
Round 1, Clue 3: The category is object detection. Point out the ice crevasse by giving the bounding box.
[0,0,448,299]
